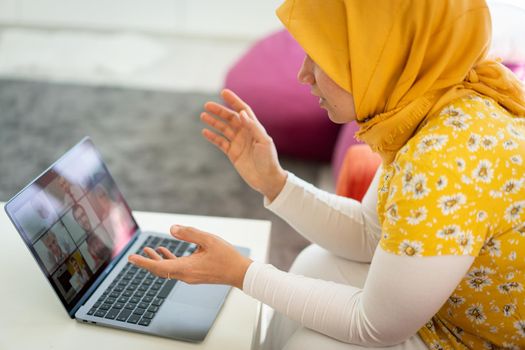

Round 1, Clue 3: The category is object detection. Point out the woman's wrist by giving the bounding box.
[263,169,288,202]
[233,256,253,289]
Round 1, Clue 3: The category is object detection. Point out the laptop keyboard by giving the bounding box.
[86,236,197,326]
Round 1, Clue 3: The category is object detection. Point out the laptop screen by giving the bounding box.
[5,138,139,313]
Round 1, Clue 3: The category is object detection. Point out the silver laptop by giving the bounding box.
[4,137,249,342]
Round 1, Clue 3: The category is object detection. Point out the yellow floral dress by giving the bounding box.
[377,94,525,349]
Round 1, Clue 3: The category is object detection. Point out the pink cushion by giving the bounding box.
[331,122,362,182]
[224,30,341,161]
[503,62,525,81]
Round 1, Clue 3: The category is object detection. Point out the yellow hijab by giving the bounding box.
[277,0,525,164]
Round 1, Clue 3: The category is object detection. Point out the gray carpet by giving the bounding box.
[0,78,322,271]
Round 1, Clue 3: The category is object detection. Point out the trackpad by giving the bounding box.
[169,282,230,309]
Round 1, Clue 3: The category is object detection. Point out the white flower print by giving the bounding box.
[387,185,397,201]
[436,176,448,190]
[386,204,399,224]
[508,251,517,261]
[515,223,525,236]
[504,201,525,223]
[501,179,522,195]
[437,224,460,240]
[429,341,445,350]
[467,133,481,152]
[503,304,516,317]
[457,230,474,255]
[503,139,518,150]
[510,155,522,165]
[482,238,501,257]
[476,211,488,222]
[441,106,467,118]
[406,207,428,225]
[438,193,466,215]
[472,159,494,183]
[466,303,486,324]
[448,295,465,308]
[461,174,472,184]
[398,240,423,257]
[489,190,503,198]
[514,320,525,337]
[452,326,464,340]
[456,158,466,172]
[508,125,525,140]
[498,282,524,294]
[444,117,469,131]
[468,266,495,277]
[417,134,448,153]
[483,340,498,349]
[412,173,430,199]
[467,274,492,292]
[402,163,414,195]
[481,135,497,150]
[424,321,436,333]
[502,342,520,350]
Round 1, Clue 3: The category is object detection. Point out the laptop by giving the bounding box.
[4,137,249,342]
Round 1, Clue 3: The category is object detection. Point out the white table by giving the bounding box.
[0,203,271,350]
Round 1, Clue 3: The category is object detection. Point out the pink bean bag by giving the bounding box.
[224,30,341,161]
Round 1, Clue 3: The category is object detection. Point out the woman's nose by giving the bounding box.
[297,55,315,85]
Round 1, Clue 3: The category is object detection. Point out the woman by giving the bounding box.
[129,0,525,348]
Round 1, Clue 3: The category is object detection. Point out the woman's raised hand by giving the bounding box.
[201,89,287,201]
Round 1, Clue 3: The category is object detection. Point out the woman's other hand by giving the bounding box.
[128,225,252,289]
[201,89,287,201]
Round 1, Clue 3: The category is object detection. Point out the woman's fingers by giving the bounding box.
[128,254,168,277]
[170,225,212,249]
[201,129,230,155]
[220,89,252,114]
[204,102,242,128]
[143,247,163,260]
[200,112,236,140]
[157,246,177,259]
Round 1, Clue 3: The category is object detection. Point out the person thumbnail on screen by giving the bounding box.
[34,222,75,274]
[67,251,91,292]
[79,227,112,273]
[14,189,58,243]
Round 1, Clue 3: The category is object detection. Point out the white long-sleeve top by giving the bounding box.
[242,170,474,346]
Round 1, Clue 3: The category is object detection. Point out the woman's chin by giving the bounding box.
[326,111,346,124]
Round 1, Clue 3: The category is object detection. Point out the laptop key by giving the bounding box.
[138,302,149,309]
[127,314,140,324]
[125,303,136,310]
[152,298,164,306]
[143,312,155,319]
[88,307,96,315]
[94,309,107,318]
[116,309,132,322]
[158,279,177,298]
[99,303,112,311]
[147,305,159,313]
[133,308,146,315]
[105,308,120,320]
[138,318,151,326]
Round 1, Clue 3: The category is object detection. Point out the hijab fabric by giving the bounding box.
[277,0,525,164]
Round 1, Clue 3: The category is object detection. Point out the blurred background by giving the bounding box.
[0,0,524,271]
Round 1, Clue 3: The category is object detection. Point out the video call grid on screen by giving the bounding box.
[6,139,138,311]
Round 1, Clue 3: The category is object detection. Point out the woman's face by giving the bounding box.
[297,55,356,123]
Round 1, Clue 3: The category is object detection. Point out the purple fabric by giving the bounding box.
[331,122,362,182]
[504,61,525,81]
[224,30,341,161]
